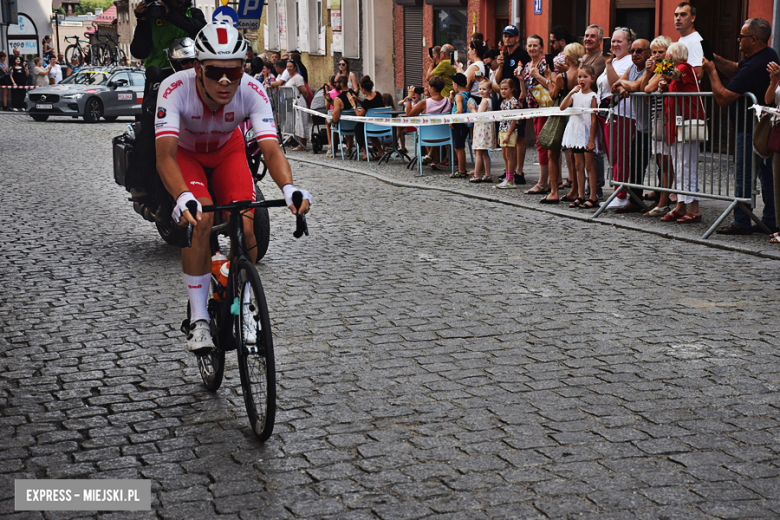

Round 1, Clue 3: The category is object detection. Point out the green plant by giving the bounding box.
[75,0,114,15]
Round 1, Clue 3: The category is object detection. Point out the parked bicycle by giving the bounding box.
[179,193,308,441]
[64,35,103,66]
[100,33,126,65]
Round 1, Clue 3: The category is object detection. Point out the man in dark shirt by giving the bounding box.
[705,18,778,234]
[493,25,531,184]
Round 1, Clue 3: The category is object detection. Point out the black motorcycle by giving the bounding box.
[112,120,271,260]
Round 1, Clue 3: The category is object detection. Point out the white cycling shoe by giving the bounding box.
[242,300,258,345]
[187,320,215,355]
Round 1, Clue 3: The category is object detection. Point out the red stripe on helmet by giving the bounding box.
[217,28,228,45]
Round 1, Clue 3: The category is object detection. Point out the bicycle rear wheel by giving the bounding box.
[197,275,226,391]
[235,258,276,441]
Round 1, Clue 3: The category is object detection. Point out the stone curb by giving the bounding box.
[289,155,780,262]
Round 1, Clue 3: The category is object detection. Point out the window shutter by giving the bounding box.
[404,7,423,88]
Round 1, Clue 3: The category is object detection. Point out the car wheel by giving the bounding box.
[31,115,49,122]
[103,116,118,122]
[83,98,103,124]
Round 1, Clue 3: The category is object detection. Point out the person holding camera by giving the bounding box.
[127,0,206,199]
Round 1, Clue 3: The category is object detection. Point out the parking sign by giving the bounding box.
[238,0,263,29]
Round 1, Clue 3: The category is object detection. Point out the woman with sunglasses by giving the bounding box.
[337,59,358,93]
[155,23,312,355]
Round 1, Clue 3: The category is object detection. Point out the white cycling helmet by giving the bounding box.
[193,23,248,62]
[167,37,197,71]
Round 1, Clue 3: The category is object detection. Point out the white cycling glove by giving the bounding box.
[172,191,201,223]
[282,184,312,209]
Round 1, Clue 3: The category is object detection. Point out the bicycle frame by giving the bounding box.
[201,199,288,351]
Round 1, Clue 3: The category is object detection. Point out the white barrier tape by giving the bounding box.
[0,85,38,89]
[752,104,780,117]
[294,104,607,127]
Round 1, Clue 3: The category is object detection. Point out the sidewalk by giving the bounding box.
[288,145,780,261]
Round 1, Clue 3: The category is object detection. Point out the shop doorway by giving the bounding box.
[615,8,655,40]
[693,0,743,63]
[550,0,588,41]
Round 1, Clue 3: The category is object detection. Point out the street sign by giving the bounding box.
[534,0,542,15]
[2,0,19,25]
[212,6,239,28]
[238,0,263,29]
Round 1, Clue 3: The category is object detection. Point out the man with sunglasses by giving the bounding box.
[155,24,312,355]
[127,0,206,200]
[705,18,778,235]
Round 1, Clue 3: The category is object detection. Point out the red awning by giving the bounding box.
[92,5,116,24]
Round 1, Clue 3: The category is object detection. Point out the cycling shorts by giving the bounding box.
[176,128,255,209]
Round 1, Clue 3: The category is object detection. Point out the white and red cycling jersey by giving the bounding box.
[154,68,277,153]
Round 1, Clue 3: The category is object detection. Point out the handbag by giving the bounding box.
[768,125,780,153]
[531,84,554,108]
[675,68,708,142]
[538,72,567,150]
[753,112,773,159]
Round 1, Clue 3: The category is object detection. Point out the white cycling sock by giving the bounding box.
[185,274,211,323]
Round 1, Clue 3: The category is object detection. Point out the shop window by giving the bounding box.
[434,9,467,67]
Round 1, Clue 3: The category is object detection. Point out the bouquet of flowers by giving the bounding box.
[653,59,676,78]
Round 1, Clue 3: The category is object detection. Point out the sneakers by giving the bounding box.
[325,148,333,158]
[186,320,214,355]
[421,155,432,165]
[606,197,629,209]
[495,180,517,189]
[242,298,257,345]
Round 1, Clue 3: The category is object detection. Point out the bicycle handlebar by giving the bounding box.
[185,194,309,248]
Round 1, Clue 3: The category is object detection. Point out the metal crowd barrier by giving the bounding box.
[593,91,766,239]
[274,86,303,149]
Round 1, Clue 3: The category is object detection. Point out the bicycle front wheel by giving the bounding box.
[235,259,276,441]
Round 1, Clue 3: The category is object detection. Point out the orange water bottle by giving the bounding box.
[211,253,227,300]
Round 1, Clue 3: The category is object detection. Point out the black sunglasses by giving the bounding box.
[631,48,650,53]
[203,65,242,83]
[737,34,755,41]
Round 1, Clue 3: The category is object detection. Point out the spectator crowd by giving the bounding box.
[259,2,780,241]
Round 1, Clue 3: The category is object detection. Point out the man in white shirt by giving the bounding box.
[48,56,62,85]
[675,1,703,80]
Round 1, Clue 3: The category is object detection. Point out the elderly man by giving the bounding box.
[707,18,778,234]
[426,44,456,97]
[610,39,652,213]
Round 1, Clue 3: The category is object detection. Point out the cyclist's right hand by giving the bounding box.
[173,191,201,226]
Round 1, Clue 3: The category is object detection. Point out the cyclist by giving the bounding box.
[156,23,311,355]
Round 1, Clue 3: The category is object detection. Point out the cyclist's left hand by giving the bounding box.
[282,184,312,215]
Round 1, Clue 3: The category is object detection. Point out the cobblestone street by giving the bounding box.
[1,114,779,519]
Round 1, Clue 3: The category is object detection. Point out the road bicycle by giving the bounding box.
[64,35,105,66]
[100,33,126,65]
[179,193,308,441]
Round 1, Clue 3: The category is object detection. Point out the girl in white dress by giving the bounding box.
[560,65,600,209]
[469,79,495,183]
